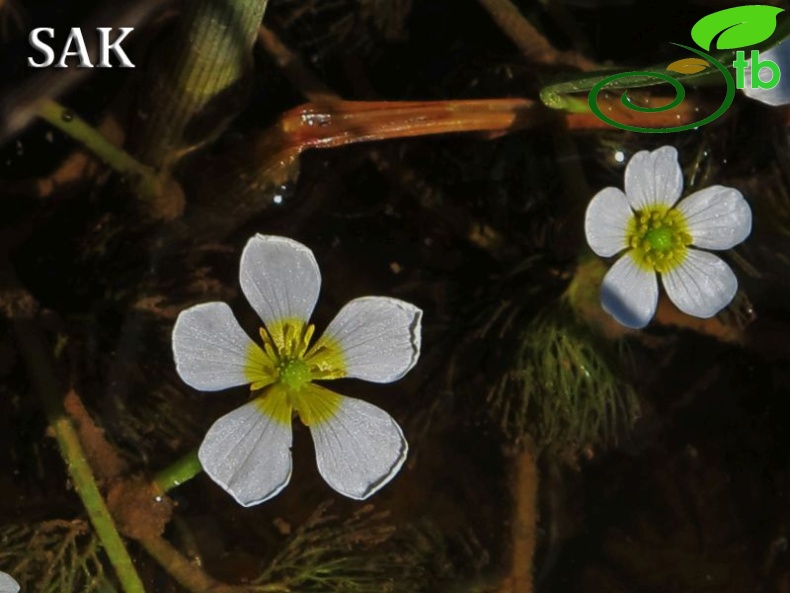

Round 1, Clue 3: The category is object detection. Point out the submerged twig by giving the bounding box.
[476,0,597,71]
[497,446,538,593]
[257,26,336,103]
[136,537,233,593]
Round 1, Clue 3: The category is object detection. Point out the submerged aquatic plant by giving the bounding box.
[488,305,639,452]
[585,146,752,329]
[0,521,101,593]
[254,502,485,592]
[172,235,422,506]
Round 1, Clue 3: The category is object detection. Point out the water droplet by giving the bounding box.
[301,111,331,127]
[61,110,74,122]
[268,182,294,207]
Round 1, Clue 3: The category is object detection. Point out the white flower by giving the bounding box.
[0,572,19,593]
[585,146,752,329]
[172,235,422,506]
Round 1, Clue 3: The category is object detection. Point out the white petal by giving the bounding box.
[173,302,261,391]
[198,400,292,507]
[309,391,407,500]
[624,146,683,211]
[240,235,321,327]
[662,250,737,318]
[318,297,422,383]
[676,186,752,250]
[585,187,634,257]
[601,254,659,329]
[0,573,19,593]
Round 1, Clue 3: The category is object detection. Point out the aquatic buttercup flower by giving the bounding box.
[172,235,422,506]
[0,572,19,593]
[585,146,752,329]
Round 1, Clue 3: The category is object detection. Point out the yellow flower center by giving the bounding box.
[243,318,348,426]
[626,205,692,273]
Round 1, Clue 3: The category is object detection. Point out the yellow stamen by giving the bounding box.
[245,317,348,418]
[626,205,692,273]
[305,333,347,380]
[244,342,276,389]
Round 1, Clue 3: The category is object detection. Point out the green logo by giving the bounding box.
[588,5,785,133]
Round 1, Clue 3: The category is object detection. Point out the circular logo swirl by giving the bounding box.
[587,44,736,133]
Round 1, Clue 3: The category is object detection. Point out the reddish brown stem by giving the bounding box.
[275,98,542,151]
[564,94,717,130]
[496,447,539,593]
[258,95,713,165]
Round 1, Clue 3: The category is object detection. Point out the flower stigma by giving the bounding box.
[278,357,311,391]
[626,206,692,273]
[244,318,349,427]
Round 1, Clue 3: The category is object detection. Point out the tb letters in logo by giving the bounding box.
[587,5,785,133]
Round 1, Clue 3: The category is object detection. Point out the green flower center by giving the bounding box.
[645,227,673,251]
[278,357,311,391]
[627,206,692,273]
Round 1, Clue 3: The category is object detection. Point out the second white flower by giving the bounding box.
[585,145,752,329]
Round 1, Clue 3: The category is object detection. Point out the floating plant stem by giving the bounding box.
[153,449,202,494]
[188,97,551,232]
[248,98,695,168]
[248,97,544,174]
[35,98,161,201]
[285,99,542,146]
[11,318,146,593]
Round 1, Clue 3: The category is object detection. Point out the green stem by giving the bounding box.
[12,320,147,593]
[35,98,162,201]
[153,449,203,494]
